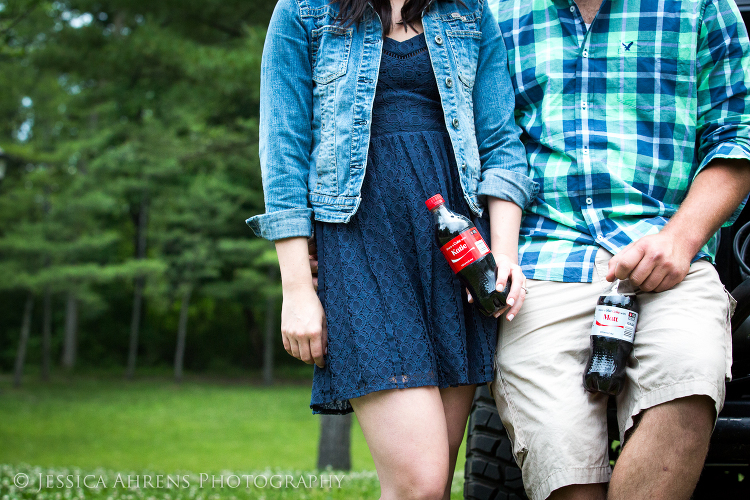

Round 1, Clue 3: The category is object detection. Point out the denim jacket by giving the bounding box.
[247,0,538,241]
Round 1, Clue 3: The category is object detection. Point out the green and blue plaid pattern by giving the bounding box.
[489,0,750,282]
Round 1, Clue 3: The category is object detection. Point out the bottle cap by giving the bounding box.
[425,194,445,211]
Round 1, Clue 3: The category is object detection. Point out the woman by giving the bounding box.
[246,0,537,498]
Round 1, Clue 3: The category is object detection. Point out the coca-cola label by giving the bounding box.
[592,305,638,343]
[440,228,491,273]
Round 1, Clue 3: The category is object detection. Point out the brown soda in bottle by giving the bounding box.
[583,279,639,395]
[425,194,509,316]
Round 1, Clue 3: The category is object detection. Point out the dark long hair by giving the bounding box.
[335,0,442,35]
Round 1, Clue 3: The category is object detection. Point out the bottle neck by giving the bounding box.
[430,203,448,216]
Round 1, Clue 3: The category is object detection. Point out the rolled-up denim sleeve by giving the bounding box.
[246,0,315,241]
[694,0,750,226]
[473,1,538,209]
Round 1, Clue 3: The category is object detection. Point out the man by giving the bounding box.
[487,0,750,498]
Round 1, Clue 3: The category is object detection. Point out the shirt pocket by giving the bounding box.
[311,25,353,84]
[446,29,482,88]
[613,40,693,119]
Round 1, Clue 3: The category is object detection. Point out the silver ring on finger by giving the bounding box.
[520,285,528,294]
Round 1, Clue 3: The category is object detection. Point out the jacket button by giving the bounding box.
[446,77,454,88]
[435,35,444,45]
[452,118,459,128]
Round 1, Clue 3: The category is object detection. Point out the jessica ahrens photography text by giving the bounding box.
[13,472,346,491]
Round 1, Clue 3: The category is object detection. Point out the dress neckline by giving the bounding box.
[382,32,426,57]
[384,32,425,44]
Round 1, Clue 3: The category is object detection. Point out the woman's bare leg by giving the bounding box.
[350,384,477,500]
[439,384,477,499]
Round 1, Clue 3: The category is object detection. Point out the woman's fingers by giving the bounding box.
[281,331,292,355]
[466,288,473,303]
[495,258,511,294]
[279,286,327,367]
[289,337,301,360]
[505,266,527,321]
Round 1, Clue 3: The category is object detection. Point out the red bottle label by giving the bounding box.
[440,228,491,273]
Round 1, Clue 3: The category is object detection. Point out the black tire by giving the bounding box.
[464,384,528,500]
[692,467,750,499]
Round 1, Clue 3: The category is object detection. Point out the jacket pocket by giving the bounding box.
[311,25,352,84]
[446,29,481,88]
[310,25,351,195]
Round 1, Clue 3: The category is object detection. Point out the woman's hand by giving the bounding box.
[281,283,327,368]
[492,253,526,321]
[275,236,326,368]
[467,253,527,321]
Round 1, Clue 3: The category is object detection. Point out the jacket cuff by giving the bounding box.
[698,141,750,226]
[246,208,314,241]
[477,169,540,209]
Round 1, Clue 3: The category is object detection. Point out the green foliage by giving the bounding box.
[0,1,281,372]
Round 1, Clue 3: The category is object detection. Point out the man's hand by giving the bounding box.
[308,237,318,290]
[608,158,750,293]
[606,232,692,292]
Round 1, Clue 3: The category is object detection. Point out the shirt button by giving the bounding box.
[582,50,589,58]
[446,77,454,88]
[583,146,589,155]
[570,6,575,12]
[582,101,587,109]
[435,35,444,45]
[586,197,593,205]
[461,163,467,171]
[452,118,460,128]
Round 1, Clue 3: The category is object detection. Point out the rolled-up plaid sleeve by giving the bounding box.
[695,0,750,225]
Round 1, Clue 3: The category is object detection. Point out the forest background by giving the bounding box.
[0,0,286,382]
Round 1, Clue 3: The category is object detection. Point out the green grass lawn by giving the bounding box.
[0,373,467,499]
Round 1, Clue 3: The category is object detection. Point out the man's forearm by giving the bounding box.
[661,158,750,258]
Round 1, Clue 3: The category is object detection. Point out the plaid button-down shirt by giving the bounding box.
[489,0,750,282]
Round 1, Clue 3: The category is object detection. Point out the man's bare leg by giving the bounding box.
[548,483,606,500]
[608,396,715,500]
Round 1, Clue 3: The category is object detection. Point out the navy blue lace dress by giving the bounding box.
[311,33,497,414]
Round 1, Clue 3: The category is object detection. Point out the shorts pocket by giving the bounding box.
[495,371,529,468]
[724,286,737,381]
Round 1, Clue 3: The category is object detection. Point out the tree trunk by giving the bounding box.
[263,266,278,386]
[243,306,263,367]
[174,285,193,383]
[126,193,149,379]
[126,276,145,379]
[41,287,52,381]
[13,293,34,388]
[317,414,352,471]
[61,291,78,370]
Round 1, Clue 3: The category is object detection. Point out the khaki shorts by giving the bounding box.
[491,249,735,500]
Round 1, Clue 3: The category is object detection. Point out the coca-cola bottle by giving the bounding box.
[583,279,639,395]
[425,193,509,316]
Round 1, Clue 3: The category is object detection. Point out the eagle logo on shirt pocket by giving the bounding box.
[613,40,692,120]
